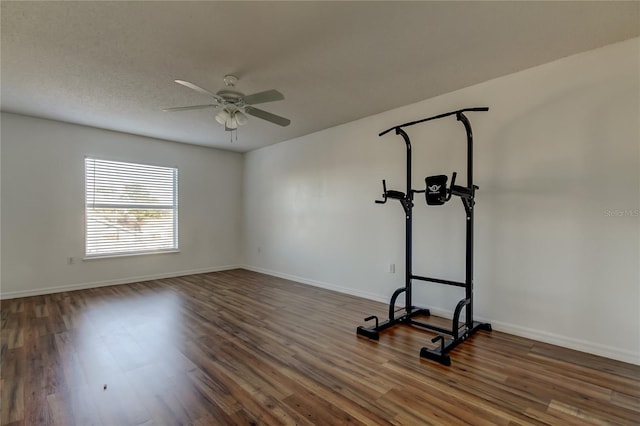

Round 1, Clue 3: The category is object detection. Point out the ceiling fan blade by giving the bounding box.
[242,89,284,105]
[162,104,218,112]
[245,106,291,127]
[174,80,223,101]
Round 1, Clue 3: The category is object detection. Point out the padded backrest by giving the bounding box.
[425,175,448,205]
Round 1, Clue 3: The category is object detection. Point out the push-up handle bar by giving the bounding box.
[379,107,489,137]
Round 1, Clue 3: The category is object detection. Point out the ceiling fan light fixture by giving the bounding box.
[235,111,248,125]
[226,117,238,129]
[215,109,230,125]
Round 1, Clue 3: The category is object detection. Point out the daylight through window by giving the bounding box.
[85,158,178,257]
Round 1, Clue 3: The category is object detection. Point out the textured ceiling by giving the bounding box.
[1,1,638,152]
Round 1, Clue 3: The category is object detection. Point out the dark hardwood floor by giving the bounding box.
[1,269,639,425]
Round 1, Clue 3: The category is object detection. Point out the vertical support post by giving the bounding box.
[456,113,474,328]
[396,128,412,314]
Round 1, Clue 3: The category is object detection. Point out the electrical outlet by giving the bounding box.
[389,263,396,273]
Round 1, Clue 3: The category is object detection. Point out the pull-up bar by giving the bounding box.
[379,107,489,137]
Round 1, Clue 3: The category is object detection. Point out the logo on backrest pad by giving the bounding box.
[428,184,441,193]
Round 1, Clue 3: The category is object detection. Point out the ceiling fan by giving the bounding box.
[163,75,291,131]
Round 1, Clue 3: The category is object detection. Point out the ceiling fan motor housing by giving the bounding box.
[216,89,244,103]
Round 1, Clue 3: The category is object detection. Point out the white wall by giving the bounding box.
[1,39,637,364]
[243,38,640,364]
[1,113,244,298]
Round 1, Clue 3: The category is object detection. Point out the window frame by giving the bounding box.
[84,157,179,259]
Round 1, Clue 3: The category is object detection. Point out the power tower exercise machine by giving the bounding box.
[356,107,491,366]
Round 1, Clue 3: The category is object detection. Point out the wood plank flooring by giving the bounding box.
[1,269,639,425]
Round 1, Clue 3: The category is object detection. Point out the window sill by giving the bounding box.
[83,249,180,261]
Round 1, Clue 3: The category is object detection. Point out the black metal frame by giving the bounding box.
[356,107,492,366]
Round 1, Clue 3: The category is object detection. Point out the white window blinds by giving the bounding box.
[85,158,178,257]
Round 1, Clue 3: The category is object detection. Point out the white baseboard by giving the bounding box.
[240,265,640,366]
[479,318,640,366]
[0,264,241,300]
[241,264,390,304]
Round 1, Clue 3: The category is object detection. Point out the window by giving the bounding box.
[85,158,178,258]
